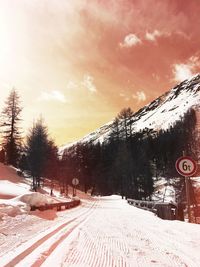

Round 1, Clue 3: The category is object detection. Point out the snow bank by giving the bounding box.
[17,192,57,207]
[0,192,59,219]
[72,196,80,201]
[0,198,28,219]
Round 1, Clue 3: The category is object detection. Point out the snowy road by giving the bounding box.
[1,196,200,267]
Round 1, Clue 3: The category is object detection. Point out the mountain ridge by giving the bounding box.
[60,74,200,155]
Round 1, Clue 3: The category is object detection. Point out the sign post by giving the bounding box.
[72,178,79,197]
[175,155,197,223]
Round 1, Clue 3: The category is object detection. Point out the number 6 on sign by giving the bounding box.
[175,156,197,177]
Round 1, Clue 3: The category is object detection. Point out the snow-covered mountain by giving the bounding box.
[60,74,200,155]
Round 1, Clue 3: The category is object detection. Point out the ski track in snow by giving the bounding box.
[0,200,97,267]
[1,197,200,267]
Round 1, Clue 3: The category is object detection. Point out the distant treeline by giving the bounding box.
[61,108,198,199]
[0,90,198,199]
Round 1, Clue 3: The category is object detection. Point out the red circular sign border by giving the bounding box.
[175,156,197,177]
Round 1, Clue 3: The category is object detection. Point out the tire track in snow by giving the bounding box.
[60,209,102,267]
[62,199,131,267]
[1,200,98,267]
[73,229,92,265]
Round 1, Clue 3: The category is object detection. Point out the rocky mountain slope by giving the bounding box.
[60,74,200,155]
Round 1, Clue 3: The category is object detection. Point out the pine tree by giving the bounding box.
[0,89,22,166]
[43,139,59,195]
[26,118,49,190]
[110,117,120,142]
[59,153,75,196]
[117,107,134,140]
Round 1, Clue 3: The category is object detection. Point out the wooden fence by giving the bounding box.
[30,199,81,211]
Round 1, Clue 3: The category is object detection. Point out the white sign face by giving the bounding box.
[175,156,197,177]
[72,178,79,186]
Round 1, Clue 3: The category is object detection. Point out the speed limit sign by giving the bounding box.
[175,156,197,177]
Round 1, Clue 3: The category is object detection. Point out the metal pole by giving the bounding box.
[182,151,191,223]
[185,176,191,223]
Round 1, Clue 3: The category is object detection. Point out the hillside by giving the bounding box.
[60,74,200,155]
[0,163,28,199]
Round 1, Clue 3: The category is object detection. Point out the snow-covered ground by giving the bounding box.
[1,195,200,267]
[1,163,200,266]
[0,163,29,199]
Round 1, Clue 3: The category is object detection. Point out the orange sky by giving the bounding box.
[0,0,200,146]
